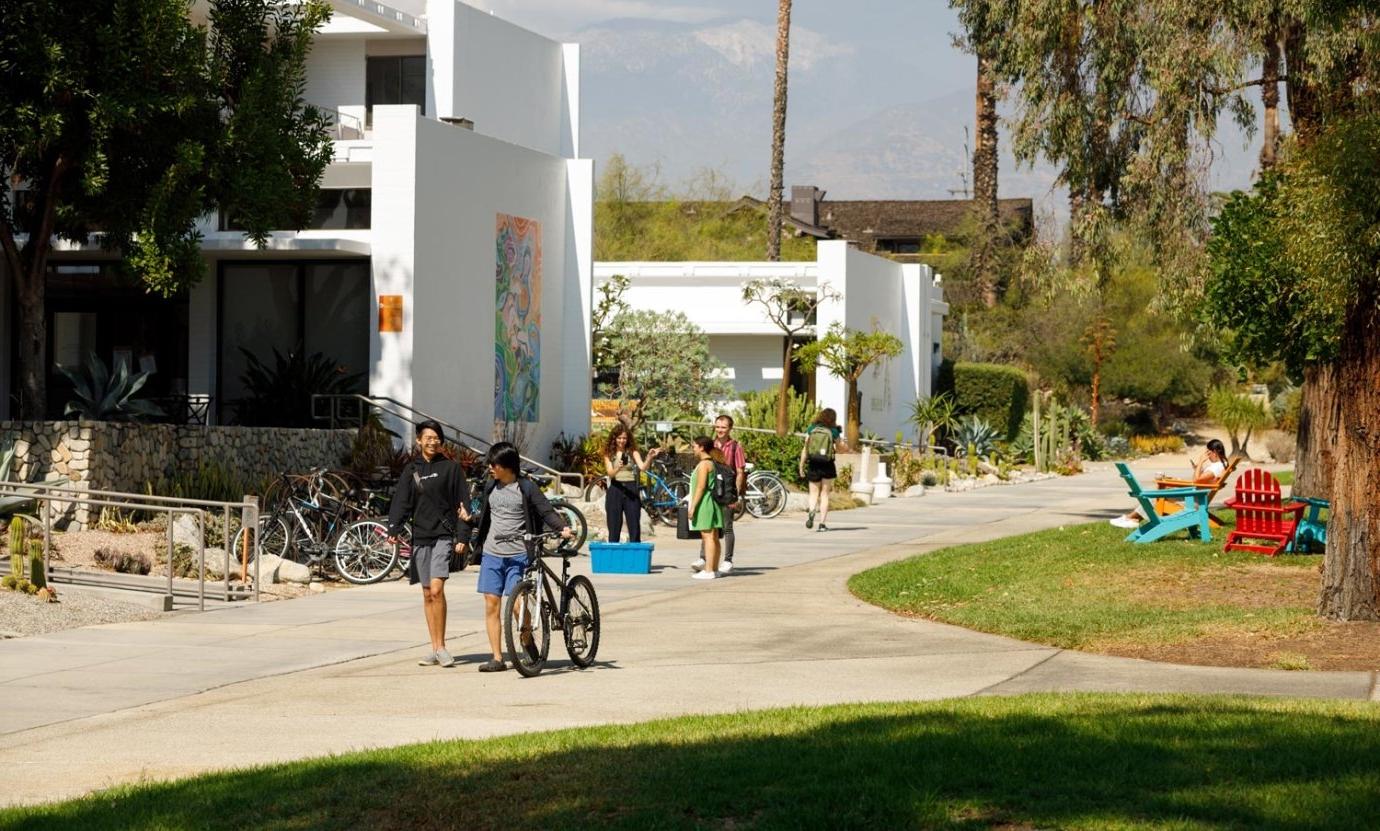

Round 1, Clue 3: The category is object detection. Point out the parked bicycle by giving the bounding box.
[583,460,687,527]
[233,474,394,584]
[737,463,787,520]
[496,530,600,678]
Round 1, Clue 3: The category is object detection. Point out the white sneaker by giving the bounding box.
[1111,516,1140,529]
[719,560,734,573]
[692,570,717,580]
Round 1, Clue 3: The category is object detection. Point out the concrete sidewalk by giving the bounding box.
[1,461,1374,806]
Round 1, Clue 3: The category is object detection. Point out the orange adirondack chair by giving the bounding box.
[1223,469,1306,556]
[1154,455,1241,528]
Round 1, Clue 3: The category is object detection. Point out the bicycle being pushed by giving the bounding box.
[494,530,601,677]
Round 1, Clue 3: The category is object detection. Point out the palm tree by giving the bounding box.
[765,0,792,261]
[971,48,1000,306]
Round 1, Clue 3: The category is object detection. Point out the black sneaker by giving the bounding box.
[805,510,816,529]
[478,659,507,673]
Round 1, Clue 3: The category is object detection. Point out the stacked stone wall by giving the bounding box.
[0,421,356,528]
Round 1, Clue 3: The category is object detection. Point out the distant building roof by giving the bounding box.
[817,197,1034,242]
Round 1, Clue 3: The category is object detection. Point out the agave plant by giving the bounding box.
[232,346,364,427]
[59,353,163,422]
[952,415,999,458]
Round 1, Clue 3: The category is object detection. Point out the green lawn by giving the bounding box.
[1276,469,1295,486]
[6,695,1380,830]
[849,519,1320,656]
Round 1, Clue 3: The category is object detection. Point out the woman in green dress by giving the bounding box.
[689,436,725,580]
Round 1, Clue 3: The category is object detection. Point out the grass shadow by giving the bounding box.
[7,695,1380,830]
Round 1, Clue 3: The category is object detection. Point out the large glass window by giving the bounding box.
[218,260,369,423]
[366,55,425,126]
[220,189,370,231]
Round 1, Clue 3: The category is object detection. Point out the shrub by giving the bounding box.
[59,352,163,422]
[550,432,608,480]
[735,389,818,434]
[231,345,365,428]
[738,431,807,487]
[1272,386,1302,433]
[920,470,939,487]
[953,362,1029,440]
[886,446,926,489]
[1130,435,1186,455]
[1207,387,1272,457]
[933,357,955,399]
[148,461,252,504]
[93,547,152,575]
[1264,432,1297,463]
[1009,401,1103,466]
[1104,436,1132,459]
[348,413,399,474]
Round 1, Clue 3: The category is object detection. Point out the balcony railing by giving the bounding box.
[316,105,365,140]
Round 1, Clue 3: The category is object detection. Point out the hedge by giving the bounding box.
[953,362,1029,441]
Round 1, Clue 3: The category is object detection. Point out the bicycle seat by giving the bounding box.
[744,462,756,472]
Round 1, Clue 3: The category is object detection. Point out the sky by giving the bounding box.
[465,1,1262,218]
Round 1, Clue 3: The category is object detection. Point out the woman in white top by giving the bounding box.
[1110,439,1229,528]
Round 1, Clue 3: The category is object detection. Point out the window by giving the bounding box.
[876,238,922,254]
[366,55,426,126]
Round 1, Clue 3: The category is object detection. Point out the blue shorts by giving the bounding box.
[477,553,529,596]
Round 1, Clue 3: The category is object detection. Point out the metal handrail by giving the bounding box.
[0,481,261,610]
[311,394,585,493]
[629,419,949,456]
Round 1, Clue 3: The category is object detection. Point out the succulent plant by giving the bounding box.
[59,352,163,422]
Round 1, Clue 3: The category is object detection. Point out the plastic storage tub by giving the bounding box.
[588,542,654,574]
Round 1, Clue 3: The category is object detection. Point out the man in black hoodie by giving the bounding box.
[388,420,470,668]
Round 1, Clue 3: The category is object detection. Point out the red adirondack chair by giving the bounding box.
[1223,469,1307,556]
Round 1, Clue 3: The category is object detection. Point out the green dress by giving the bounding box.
[690,464,724,531]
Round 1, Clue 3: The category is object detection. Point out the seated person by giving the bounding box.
[1110,439,1229,529]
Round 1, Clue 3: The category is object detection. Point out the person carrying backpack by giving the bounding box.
[799,408,844,532]
[692,414,744,574]
[688,436,727,580]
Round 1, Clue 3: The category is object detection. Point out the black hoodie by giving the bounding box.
[388,455,470,545]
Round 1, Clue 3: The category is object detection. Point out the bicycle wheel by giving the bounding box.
[333,519,397,585]
[554,503,587,551]
[231,513,291,562]
[563,575,601,668]
[583,477,608,504]
[503,578,551,678]
[747,473,787,519]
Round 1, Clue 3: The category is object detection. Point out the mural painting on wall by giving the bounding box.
[494,213,542,424]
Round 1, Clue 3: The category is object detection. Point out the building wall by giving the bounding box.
[303,38,367,129]
[709,335,783,395]
[0,262,10,419]
[598,244,947,443]
[425,0,567,157]
[370,107,588,459]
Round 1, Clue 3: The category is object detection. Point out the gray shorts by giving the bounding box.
[410,538,453,585]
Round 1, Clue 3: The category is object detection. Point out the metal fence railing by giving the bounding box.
[311,394,586,494]
[0,482,261,611]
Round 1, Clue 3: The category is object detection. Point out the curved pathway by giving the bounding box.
[0,462,1374,806]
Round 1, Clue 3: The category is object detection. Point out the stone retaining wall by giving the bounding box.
[0,421,356,529]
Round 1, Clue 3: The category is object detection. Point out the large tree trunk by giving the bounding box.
[1283,19,1320,138]
[15,273,47,420]
[765,0,792,262]
[1317,297,1380,621]
[775,336,794,436]
[1293,364,1338,500]
[1260,27,1282,170]
[971,51,1000,308]
[845,379,861,451]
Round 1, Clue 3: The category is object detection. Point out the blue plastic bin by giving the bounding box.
[589,541,654,574]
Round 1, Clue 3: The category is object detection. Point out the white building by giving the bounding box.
[0,1,593,454]
[595,241,949,440]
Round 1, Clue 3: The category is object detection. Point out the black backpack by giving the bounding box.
[711,461,738,506]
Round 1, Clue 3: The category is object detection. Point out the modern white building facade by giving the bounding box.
[1,0,593,454]
[595,241,949,441]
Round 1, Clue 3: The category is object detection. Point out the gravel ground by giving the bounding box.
[0,588,160,639]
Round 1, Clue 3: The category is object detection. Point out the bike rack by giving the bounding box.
[311,394,585,494]
[0,481,262,610]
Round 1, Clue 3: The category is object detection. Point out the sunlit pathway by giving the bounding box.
[1,461,1372,806]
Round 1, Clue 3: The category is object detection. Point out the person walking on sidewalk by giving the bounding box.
[688,436,726,580]
[693,414,745,574]
[603,423,661,542]
[468,443,573,672]
[388,420,471,668]
[799,408,844,532]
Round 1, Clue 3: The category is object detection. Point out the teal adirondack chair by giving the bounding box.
[1114,462,1213,544]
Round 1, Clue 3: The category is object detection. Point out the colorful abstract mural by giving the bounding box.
[494,214,542,423]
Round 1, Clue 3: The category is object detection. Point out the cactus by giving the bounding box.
[7,516,24,579]
[27,539,45,590]
[967,443,978,477]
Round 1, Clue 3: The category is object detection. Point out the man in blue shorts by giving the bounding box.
[468,443,572,672]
